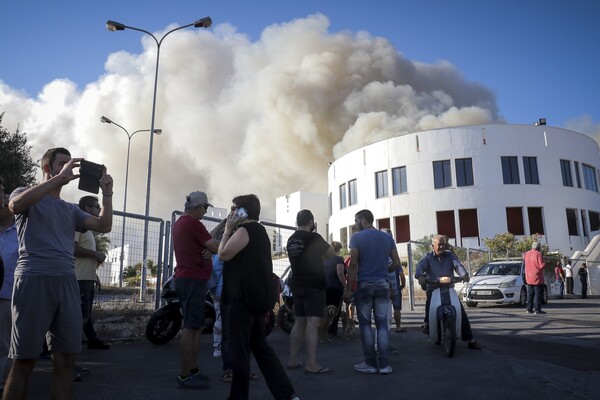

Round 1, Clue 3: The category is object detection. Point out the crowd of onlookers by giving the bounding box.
[0,147,594,400]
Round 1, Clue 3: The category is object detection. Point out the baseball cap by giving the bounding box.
[185,191,213,209]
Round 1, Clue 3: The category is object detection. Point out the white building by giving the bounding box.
[276,191,329,236]
[327,124,600,256]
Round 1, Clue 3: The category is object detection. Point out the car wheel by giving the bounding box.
[518,288,527,307]
[466,301,478,308]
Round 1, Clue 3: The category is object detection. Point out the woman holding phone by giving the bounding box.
[218,194,298,400]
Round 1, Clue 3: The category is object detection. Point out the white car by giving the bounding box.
[461,261,548,308]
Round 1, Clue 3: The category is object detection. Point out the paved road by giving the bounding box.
[26,296,600,399]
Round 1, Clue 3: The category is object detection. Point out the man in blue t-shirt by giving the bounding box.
[344,209,401,375]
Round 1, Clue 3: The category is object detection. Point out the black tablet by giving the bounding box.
[78,160,105,194]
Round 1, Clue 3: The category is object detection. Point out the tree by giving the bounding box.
[411,234,435,264]
[482,232,518,259]
[93,233,111,257]
[0,113,37,192]
[123,259,157,287]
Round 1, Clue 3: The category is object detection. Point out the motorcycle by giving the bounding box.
[276,266,295,334]
[145,275,215,345]
[147,273,280,345]
[426,276,463,357]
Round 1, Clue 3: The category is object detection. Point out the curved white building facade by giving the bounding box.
[327,124,600,256]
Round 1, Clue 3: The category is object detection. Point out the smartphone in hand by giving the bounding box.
[235,207,248,219]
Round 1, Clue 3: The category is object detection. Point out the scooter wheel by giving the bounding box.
[441,317,456,357]
[146,311,183,345]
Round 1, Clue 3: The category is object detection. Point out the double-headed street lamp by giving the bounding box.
[100,116,162,287]
[106,17,212,299]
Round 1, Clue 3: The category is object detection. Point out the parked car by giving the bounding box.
[461,260,548,308]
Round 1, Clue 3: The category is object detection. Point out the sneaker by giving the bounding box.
[525,310,534,314]
[176,375,210,390]
[379,365,393,374]
[354,362,378,374]
[534,310,546,315]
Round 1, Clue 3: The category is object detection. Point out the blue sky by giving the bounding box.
[1,0,599,218]
[2,0,599,129]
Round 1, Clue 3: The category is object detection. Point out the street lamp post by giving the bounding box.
[100,116,162,287]
[106,17,212,300]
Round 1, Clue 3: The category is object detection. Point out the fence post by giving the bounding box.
[407,241,415,311]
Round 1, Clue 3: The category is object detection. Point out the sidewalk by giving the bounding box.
[25,297,600,399]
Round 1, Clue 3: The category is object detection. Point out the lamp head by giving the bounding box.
[106,20,126,31]
[100,116,113,124]
[193,17,212,28]
[153,129,163,135]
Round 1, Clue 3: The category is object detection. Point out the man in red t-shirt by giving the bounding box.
[173,191,222,389]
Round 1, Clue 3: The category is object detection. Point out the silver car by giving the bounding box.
[461,261,548,308]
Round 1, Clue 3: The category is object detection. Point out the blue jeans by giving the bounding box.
[526,284,543,312]
[557,280,564,298]
[355,279,390,368]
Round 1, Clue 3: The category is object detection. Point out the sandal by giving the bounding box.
[222,370,233,383]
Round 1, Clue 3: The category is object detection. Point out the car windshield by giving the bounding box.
[475,263,521,276]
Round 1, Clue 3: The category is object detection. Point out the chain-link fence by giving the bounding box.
[94,210,297,316]
[94,211,165,314]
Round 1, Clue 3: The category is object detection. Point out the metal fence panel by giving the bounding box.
[95,211,164,311]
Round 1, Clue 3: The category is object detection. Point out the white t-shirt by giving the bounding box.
[564,263,573,278]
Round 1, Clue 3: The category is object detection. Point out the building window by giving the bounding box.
[501,156,520,184]
[589,210,600,231]
[560,160,573,187]
[506,207,524,235]
[459,209,479,238]
[375,170,388,198]
[377,218,390,231]
[395,215,410,243]
[436,210,456,239]
[339,183,347,209]
[566,209,578,236]
[348,179,357,205]
[392,166,407,194]
[433,160,451,189]
[581,210,588,237]
[527,207,544,235]
[455,158,474,187]
[574,161,582,188]
[582,164,599,192]
[328,192,332,216]
[523,157,539,184]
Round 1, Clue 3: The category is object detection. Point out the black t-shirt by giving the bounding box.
[324,255,345,290]
[222,222,275,313]
[287,230,330,290]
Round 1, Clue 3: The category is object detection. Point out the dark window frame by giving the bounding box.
[501,156,520,184]
[433,160,452,189]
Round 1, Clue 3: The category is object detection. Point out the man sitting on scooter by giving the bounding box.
[415,235,482,350]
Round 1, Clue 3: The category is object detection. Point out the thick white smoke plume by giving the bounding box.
[0,14,499,220]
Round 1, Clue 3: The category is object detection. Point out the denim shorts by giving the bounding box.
[175,277,208,329]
